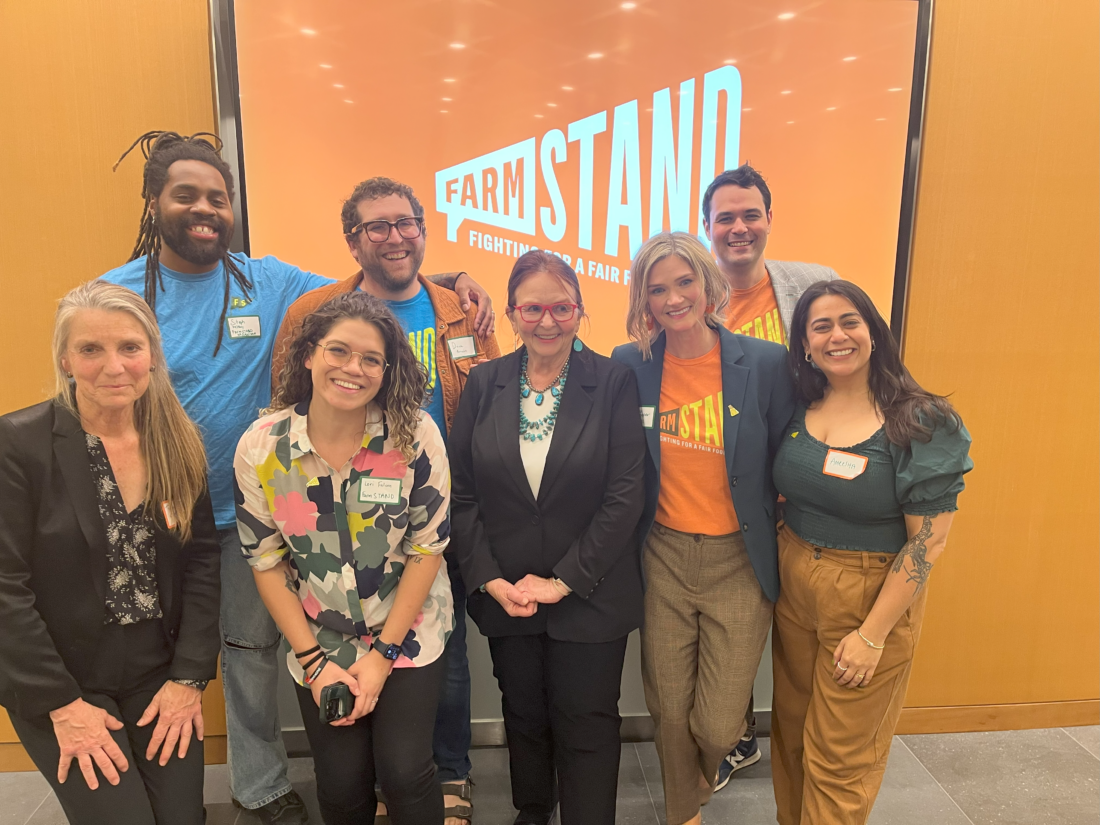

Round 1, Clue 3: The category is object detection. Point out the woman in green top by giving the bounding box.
[769,280,972,825]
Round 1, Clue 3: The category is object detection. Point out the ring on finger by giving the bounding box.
[836,664,849,671]
[853,674,864,680]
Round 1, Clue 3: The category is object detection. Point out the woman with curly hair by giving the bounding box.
[233,291,452,825]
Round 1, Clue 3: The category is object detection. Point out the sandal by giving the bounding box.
[441,776,475,823]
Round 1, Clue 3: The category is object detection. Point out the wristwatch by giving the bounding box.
[371,638,401,661]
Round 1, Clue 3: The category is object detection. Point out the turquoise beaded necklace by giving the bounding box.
[519,351,569,442]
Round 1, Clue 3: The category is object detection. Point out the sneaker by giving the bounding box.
[233,790,310,824]
[714,733,762,792]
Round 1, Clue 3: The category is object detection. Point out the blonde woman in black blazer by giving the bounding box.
[0,282,219,825]
[450,251,646,825]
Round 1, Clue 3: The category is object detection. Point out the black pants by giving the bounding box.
[8,620,205,825]
[488,633,629,825]
[295,656,445,825]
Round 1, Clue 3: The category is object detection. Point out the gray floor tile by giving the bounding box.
[202,764,232,805]
[469,747,519,824]
[0,770,51,825]
[867,738,972,825]
[702,737,775,825]
[1063,726,1100,760]
[23,793,66,825]
[903,728,1100,825]
[203,802,239,825]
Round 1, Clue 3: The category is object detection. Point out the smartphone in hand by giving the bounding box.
[319,682,353,723]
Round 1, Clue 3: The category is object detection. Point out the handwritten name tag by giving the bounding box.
[447,335,477,360]
[358,477,403,505]
[639,406,655,429]
[227,315,261,339]
[822,449,869,480]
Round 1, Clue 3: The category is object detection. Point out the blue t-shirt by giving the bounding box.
[384,286,446,441]
[101,254,333,528]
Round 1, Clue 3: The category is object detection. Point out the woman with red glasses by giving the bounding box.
[450,250,647,825]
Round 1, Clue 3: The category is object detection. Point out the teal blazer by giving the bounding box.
[611,326,795,602]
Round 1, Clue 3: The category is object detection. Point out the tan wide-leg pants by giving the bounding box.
[771,525,927,825]
[641,524,772,825]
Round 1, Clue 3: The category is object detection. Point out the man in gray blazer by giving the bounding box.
[703,164,839,342]
[702,164,838,790]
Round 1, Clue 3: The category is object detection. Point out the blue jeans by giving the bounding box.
[218,528,293,809]
[433,551,472,783]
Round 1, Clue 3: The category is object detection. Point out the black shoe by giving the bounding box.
[233,790,310,824]
[514,809,556,825]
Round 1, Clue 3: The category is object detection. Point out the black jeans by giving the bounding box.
[8,620,205,825]
[295,656,445,825]
[488,633,629,825]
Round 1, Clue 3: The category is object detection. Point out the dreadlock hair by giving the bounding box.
[271,292,429,463]
[114,130,253,356]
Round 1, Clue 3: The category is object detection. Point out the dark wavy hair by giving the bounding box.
[271,292,429,461]
[788,280,960,447]
[702,163,772,224]
[340,177,425,235]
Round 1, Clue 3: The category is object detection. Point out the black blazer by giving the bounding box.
[449,345,646,642]
[0,401,221,719]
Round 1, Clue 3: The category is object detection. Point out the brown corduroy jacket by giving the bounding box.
[271,272,501,435]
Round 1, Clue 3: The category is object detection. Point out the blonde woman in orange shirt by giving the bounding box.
[611,232,795,825]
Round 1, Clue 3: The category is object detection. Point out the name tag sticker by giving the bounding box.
[446,335,477,360]
[639,406,655,429]
[161,501,177,530]
[358,477,403,505]
[822,449,869,480]
[227,315,262,339]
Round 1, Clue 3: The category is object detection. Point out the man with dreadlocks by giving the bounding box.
[102,132,495,825]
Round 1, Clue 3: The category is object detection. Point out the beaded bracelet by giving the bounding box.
[857,629,885,650]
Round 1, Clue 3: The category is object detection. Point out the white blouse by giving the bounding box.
[519,389,555,498]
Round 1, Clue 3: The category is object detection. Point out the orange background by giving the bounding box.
[235,0,918,354]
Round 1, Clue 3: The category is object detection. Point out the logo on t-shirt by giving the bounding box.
[659,391,724,453]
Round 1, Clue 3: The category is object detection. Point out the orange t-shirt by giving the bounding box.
[655,342,739,536]
[725,272,786,346]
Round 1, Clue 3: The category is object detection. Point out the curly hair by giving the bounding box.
[340,177,425,235]
[787,279,961,447]
[271,292,428,461]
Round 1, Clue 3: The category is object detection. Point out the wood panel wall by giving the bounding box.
[0,0,1096,769]
[897,0,1099,730]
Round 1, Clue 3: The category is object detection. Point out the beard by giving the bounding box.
[360,245,425,293]
[159,213,232,267]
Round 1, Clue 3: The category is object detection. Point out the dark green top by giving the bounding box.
[773,406,973,553]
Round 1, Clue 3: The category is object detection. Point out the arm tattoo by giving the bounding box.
[408,555,424,565]
[283,568,298,594]
[892,515,935,593]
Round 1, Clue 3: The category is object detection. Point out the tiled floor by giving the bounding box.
[4,727,1097,824]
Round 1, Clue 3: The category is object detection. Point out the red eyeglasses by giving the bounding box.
[510,303,580,323]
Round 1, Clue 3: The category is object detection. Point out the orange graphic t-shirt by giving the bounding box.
[725,272,786,346]
[655,342,739,536]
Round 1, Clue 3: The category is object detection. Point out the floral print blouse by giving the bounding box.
[86,433,161,625]
[233,402,453,685]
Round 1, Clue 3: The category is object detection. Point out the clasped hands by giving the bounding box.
[484,574,567,617]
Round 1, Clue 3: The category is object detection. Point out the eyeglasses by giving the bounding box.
[347,217,424,244]
[317,342,388,377]
[511,303,580,323]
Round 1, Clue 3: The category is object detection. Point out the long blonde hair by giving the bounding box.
[52,280,208,541]
[625,231,730,360]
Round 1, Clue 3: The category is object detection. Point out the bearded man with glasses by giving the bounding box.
[273,176,500,825]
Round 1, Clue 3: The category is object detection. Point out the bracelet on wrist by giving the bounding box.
[857,628,885,650]
[300,651,327,673]
[294,645,321,660]
[304,657,329,685]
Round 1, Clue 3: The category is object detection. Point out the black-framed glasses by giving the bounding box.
[511,303,580,323]
[347,217,424,243]
[318,342,388,377]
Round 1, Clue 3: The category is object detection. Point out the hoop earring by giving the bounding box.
[804,352,813,363]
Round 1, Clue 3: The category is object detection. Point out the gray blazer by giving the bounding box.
[766,259,839,335]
